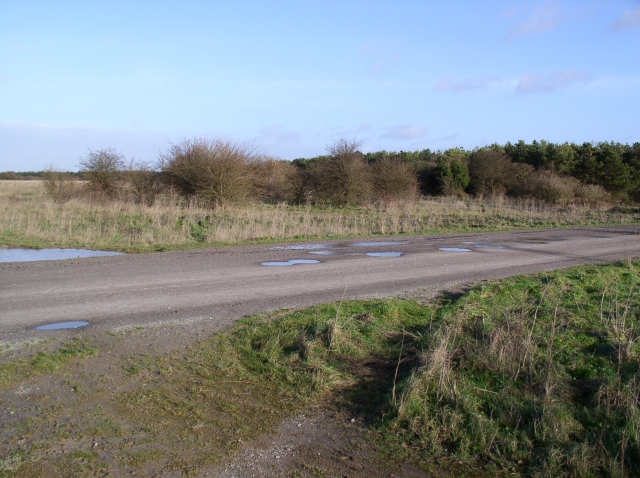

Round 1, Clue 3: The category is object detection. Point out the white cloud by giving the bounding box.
[380,125,426,140]
[516,70,592,94]
[609,6,640,32]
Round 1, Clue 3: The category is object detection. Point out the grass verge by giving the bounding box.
[1,261,639,476]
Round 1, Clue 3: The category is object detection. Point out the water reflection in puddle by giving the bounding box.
[462,242,506,249]
[273,244,328,250]
[0,248,124,263]
[36,321,90,330]
[310,250,343,256]
[439,247,472,252]
[261,259,321,266]
[351,241,408,247]
[366,252,403,257]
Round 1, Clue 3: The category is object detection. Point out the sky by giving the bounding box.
[1,0,639,172]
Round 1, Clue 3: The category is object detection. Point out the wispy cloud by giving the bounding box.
[502,1,564,41]
[609,6,640,32]
[516,70,592,94]
[380,125,426,140]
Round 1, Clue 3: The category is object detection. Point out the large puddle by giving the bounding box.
[36,321,90,330]
[462,242,506,249]
[439,247,472,252]
[0,248,124,263]
[273,244,329,250]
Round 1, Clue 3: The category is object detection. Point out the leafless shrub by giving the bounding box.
[123,159,162,206]
[521,170,579,206]
[78,148,126,196]
[159,138,259,207]
[286,166,314,205]
[312,138,372,206]
[468,149,514,198]
[253,157,298,204]
[371,156,419,203]
[574,183,613,207]
[42,165,81,202]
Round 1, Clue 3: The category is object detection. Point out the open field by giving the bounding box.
[1,260,638,477]
[1,180,638,252]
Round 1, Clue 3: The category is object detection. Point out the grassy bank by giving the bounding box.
[2,260,638,476]
[1,180,638,252]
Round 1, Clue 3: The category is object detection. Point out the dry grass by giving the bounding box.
[0,180,636,252]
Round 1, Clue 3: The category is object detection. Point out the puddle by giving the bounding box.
[0,248,124,263]
[439,247,472,252]
[462,242,506,249]
[36,321,90,330]
[366,252,403,257]
[261,259,321,266]
[351,241,408,247]
[310,250,343,256]
[273,244,328,250]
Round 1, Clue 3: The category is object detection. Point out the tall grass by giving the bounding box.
[390,262,640,477]
[0,180,637,251]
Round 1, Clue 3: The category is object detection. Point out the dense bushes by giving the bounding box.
[34,138,640,207]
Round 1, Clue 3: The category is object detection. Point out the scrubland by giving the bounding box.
[1,180,637,252]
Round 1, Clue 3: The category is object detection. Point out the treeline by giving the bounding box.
[296,139,640,204]
[17,138,640,206]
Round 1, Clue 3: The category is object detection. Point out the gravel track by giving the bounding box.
[2,226,639,341]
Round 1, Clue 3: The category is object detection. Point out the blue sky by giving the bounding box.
[1,0,639,171]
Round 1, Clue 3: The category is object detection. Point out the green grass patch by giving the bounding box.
[109,262,639,475]
[0,339,97,392]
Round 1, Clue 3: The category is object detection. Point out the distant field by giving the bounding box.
[0,180,638,252]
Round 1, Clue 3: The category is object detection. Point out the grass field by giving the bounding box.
[1,180,638,252]
[1,261,638,476]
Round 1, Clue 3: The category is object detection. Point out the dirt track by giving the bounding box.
[2,226,639,341]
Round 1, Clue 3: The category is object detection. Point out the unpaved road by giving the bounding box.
[2,226,639,340]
